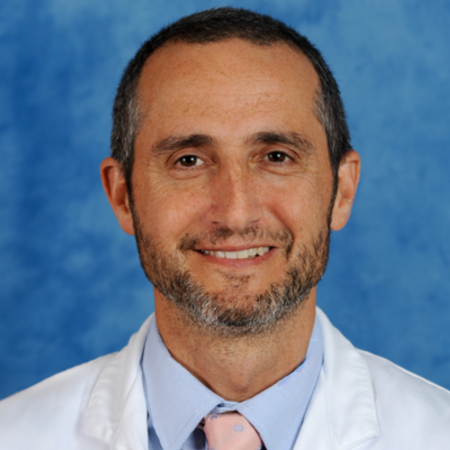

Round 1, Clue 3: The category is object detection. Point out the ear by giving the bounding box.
[330,150,360,231]
[100,157,135,235]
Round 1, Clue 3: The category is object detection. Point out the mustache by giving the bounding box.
[178,226,294,254]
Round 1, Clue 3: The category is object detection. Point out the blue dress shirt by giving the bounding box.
[141,315,323,450]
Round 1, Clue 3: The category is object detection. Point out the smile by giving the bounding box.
[199,247,271,259]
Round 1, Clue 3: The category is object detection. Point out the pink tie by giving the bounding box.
[203,412,263,450]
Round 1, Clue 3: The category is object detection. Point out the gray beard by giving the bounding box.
[133,220,330,337]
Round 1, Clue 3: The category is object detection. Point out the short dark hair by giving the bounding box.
[111,7,351,190]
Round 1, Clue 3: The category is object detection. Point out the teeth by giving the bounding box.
[257,247,267,256]
[202,247,270,259]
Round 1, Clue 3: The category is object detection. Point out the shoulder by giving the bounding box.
[357,348,450,448]
[0,353,114,414]
[360,349,450,417]
[0,354,114,449]
[315,308,450,449]
[0,315,153,450]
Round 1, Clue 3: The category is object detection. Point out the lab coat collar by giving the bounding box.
[81,309,380,450]
[293,309,380,450]
[82,315,153,450]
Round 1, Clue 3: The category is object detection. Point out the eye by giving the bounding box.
[266,151,289,163]
[176,155,204,167]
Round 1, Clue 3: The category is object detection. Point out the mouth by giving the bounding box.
[197,246,271,260]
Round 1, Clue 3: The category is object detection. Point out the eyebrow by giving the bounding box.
[151,130,315,157]
[248,131,315,154]
[151,134,215,157]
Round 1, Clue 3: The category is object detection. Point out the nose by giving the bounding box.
[207,162,264,232]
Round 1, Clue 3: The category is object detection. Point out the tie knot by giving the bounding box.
[203,412,263,450]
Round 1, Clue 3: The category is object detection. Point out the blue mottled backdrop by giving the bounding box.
[1,0,450,399]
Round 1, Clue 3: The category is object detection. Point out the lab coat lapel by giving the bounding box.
[81,309,380,450]
[293,309,380,450]
[82,315,154,450]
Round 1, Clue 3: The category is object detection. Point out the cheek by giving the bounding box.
[261,174,332,240]
[134,178,211,245]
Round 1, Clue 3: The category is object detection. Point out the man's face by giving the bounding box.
[130,39,335,333]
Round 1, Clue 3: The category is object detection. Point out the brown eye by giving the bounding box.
[267,151,288,162]
[177,155,204,167]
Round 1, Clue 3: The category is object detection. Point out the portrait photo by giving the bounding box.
[1,1,449,449]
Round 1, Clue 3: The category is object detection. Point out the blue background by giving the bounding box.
[1,0,450,399]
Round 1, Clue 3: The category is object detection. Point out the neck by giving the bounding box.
[154,289,317,402]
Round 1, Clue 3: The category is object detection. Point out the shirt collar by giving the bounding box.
[236,318,323,450]
[141,315,323,450]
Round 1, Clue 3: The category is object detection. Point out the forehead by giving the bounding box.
[136,39,324,147]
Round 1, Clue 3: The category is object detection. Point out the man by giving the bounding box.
[0,7,449,450]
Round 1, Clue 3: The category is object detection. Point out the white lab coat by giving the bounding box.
[0,308,449,450]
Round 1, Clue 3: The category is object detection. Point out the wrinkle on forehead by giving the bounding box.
[132,39,329,167]
[136,39,320,120]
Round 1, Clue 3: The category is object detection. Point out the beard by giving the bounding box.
[132,214,331,337]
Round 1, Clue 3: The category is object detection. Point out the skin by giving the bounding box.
[101,39,360,402]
